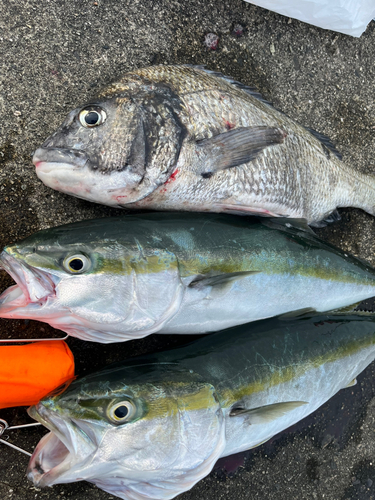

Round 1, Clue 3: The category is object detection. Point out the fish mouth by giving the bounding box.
[27,404,96,487]
[33,147,119,203]
[0,251,57,318]
[33,147,89,170]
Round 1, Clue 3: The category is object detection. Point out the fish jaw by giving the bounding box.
[0,250,58,317]
[27,404,97,488]
[0,250,79,333]
[33,148,147,207]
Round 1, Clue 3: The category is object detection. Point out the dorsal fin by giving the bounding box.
[307,128,342,160]
[187,65,272,105]
[188,65,343,163]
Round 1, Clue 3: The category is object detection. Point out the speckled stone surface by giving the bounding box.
[1,1,375,499]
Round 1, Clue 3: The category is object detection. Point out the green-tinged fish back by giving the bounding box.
[68,315,375,409]
[14,213,375,285]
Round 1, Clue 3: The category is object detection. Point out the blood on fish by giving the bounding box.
[115,195,128,202]
[225,121,236,130]
[164,169,179,185]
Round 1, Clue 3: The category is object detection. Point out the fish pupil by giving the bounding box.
[114,405,128,419]
[85,111,100,125]
[69,258,84,271]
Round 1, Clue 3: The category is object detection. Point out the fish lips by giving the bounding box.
[33,147,95,194]
[27,404,97,487]
[0,251,57,318]
[33,147,89,170]
[33,147,130,205]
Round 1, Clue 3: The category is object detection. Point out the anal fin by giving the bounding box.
[344,378,357,388]
[310,209,341,228]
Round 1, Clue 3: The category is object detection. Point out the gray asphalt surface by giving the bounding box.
[1,1,375,499]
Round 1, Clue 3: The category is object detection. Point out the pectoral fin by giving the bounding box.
[189,271,260,289]
[196,126,286,177]
[230,401,308,423]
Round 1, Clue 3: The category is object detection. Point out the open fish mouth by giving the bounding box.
[27,404,96,487]
[0,251,57,317]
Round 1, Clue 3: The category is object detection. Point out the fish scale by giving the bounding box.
[32,65,375,224]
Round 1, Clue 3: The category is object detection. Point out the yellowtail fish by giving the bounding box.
[1,214,375,342]
[27,314,375,499]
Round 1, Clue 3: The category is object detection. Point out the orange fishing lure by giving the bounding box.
[0,341,75,409]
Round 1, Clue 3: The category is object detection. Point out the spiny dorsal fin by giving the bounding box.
[188,65,272,105]
[190,65,343,163]
[307,128,342,160]
[230,401,308,423]
[196,126,286,177]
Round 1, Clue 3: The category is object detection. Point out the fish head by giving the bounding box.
[27,364,225,499]
[0,218,185,342]
[33,79,186,207]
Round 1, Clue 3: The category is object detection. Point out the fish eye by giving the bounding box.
[79,106,106,128]
[63,254,91,274]
[107,400,136,424]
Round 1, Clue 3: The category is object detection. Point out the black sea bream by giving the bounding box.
[33,65,375,225]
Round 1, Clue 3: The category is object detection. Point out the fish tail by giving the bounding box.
[333,170,375,219]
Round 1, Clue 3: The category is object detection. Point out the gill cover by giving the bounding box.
[91,382,225,500]
[54,247,185,337]
[37,78,187,204]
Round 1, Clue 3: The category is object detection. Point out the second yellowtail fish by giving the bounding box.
[27,314,375,499]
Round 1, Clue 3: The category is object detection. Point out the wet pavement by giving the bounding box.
[1,0,375,499]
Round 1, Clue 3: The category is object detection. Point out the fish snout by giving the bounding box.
[33,148,88,169]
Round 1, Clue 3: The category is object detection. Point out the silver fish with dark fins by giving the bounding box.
[33,65,375,225]
[1,213,375,343]
[27,315,375,500]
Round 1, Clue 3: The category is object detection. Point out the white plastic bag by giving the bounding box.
[244,0,375,37]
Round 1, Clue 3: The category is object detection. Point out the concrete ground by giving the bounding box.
[1,0,375,499]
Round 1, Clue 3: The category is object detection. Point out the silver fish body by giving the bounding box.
[33,65,375,225]
[0,213,375,343]
[27,314,375,499]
